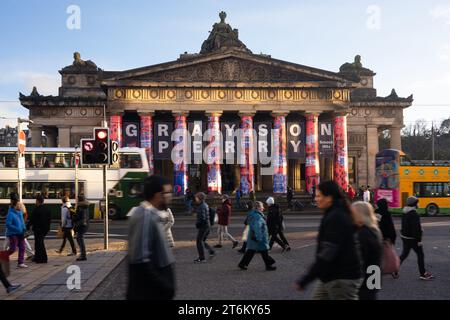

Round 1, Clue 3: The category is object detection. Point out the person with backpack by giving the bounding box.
[27,194,51,263]
[266,197,290,252]
[396,196,434,280]
[73,195,90,261]
[214,195,239,249]
[194,192,215,263]
[55,196,77,256]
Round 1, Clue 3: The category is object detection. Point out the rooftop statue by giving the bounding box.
[200,12,252,54]
[72,52,98,69]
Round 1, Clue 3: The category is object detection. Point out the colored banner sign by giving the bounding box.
[109,115,122,147]
[305,114,320,194]
[206,115,222,193]
[153,121,173,160]
[287,120,306,159]
[123,121,140,147]
[254,121,272,164]
[140,115,154,174]
[221,122,239,164]
[188,121,204,165]
[240,116,255,195]
[333,115,349,191]
[173,115,188,195]
[319,120,333,156]
[273,116,287,193]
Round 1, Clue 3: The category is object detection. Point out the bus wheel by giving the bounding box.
[426,204,439,216]
[108,205,121,220]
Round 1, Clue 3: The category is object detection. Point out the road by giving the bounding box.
[86,214,450,300]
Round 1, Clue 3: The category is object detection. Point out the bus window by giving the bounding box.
[0,182,17,198]
[22,182,84,199]
[120,153,143,169]
[400,156,412,166]
[0,153,17,168]
[128,182,142,197]
[414,182,450,198]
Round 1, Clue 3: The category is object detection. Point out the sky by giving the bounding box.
[1,0,450,129]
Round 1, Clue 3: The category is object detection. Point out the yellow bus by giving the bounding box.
[375,149,450,215]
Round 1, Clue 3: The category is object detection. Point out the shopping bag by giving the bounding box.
[0,251,10,277]
[382,240,400,274]
[241,225,250,242]
[56,226,64,239]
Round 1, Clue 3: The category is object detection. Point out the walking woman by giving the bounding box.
[215,195,239,249]
[266,197,290,252]
[295,181,362,300]
[238,201,276,271]
[56,196,77,256]
[6,193,27,268]
[352,201,383,300]
[375,198,396,245]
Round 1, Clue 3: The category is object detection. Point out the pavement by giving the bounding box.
[0,238,126,300]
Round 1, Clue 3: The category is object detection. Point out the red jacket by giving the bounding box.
[218,199,232,226]
[347,187,355,200]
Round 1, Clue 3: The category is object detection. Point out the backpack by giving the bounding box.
[209,207,217,226]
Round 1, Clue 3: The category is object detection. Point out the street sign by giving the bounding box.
[18,131,26,153]
[18,157,25,179]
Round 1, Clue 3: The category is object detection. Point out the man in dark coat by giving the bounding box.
[398,196,434,280]
[73,195,90,261]
[266,197,290,252]
[27,195,51,263]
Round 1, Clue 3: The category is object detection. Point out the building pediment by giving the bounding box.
[102,50,354,87]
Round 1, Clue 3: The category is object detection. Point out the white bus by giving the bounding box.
[0,147,149,220]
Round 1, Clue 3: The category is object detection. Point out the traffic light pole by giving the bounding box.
[103,164,109,250]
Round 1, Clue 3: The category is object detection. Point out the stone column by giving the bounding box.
[239,112,256,195]
[139,112,154,174]
[206,112,222,194]
[58,126,71,147]
[44,128,57,147]
[30,126,42,147]
[173,112,189,195]
[390,125,403,151]
[333,113,349,191]
[271,112,288,194]
[109,114,123,147]
[366,124,379,188]
[305,112,320,194]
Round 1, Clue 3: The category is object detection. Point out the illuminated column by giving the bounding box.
[239,112,255,195]
[109,114,123,147]
[139,112,154,174]
[305,113,320,194]
[333,113,349,191]
[272,112,288,194]
[173,112,189,195]
[206,112,222,194]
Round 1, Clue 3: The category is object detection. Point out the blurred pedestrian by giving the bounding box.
[156,207,175,248]
[194,192,215,263]
[16,201,34,261]
[235,188,241,210]
[6,194,27,268]
[375,198,396,245]
[27,195,51,263]
[347,185,356,202]
[185,188,194,215]
[73,195,89,261]
[295,181,362,300]
[55,196,77,256]
[266,197,290,252]
[215,195,239,249]
[363,186,371,203]
[238,201,276,271]
[127,175,176,300]
[238,201,254,254]
[287,187,294,210]
[397,196,434,280]
[0,256,21,294]
[352,201,383,300]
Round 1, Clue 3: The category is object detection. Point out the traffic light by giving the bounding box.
[94,128,110,164]
[80,139,96,165]
[109,140,119,165]
[80,128,110,165]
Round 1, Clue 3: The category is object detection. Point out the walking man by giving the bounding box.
[27,195,51,263]
[73,195,89,261]
[194,192,215,263]
[127,175,176,300]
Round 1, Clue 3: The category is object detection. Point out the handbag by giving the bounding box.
[56,226,64,239]
[242,225,250,242]
[382,240,400,274]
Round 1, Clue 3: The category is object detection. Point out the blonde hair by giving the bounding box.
[351,201,380,233]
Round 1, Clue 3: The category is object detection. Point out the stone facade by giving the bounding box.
[19,13,412,191]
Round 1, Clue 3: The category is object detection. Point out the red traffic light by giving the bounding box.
[96,129,108,140]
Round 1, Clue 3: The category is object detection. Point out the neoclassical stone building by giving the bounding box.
[20,12,412,194]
